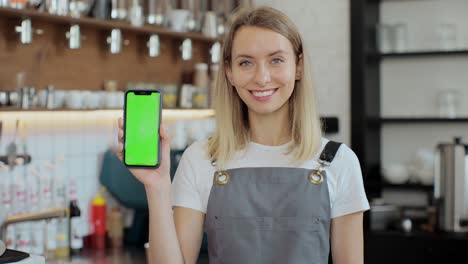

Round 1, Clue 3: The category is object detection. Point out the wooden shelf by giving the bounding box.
[0,108,216,120]
[0,107,213,112]
[0,6,222,43]
[368,50,468,59]
[369,117,468,124]
[383,183,433,191]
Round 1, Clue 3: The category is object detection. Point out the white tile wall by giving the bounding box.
[381,56,468,117]
[0,110,215,235]
[253,0,351,144]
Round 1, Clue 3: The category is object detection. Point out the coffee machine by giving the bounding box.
[434,137,468,232]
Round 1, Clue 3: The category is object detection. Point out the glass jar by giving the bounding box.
[193,63,209,108]
[162,84,178,108]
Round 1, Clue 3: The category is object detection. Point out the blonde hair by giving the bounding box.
[208,6,323,169]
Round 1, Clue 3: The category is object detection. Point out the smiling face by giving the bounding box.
[226,26,302,115]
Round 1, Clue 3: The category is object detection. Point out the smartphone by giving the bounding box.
[123,90,162,167]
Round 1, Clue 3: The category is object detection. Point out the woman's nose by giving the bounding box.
[254,64,271,87]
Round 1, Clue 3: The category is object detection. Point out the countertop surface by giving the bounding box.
[46,246,209,264]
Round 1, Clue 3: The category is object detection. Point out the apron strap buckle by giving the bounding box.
[308,169,324,185]
[214,171,230,185]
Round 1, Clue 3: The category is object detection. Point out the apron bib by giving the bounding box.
[205,141,342,264]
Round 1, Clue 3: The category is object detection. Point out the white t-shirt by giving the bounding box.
[171,138,370,219]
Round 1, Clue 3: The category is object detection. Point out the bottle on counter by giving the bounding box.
[108,206,124,249]
[68,178,83,254]
[42,162,57,260]
[49,158,70,259]
[69,199,83,254]
[45,219,58,260]
[55,211,70,259]
[91,187,107,250]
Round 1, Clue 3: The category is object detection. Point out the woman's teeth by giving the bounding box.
[252,89,275,97]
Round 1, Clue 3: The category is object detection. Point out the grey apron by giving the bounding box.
[205,141,342,264]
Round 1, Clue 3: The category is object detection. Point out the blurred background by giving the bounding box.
[0,0,467,263]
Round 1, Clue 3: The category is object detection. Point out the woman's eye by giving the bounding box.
[239,61,252,67]
[272,58,284,64]
[239,61,253,67]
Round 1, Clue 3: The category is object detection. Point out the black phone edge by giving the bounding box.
[123,89,163,168]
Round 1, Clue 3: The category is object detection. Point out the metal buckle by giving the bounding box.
[214,171,230,185]
[318,160,330,167]
[308,166,324,185]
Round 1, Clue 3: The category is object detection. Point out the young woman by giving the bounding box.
[117,6,369,264]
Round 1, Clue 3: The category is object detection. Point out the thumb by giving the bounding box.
[159,123,171,164]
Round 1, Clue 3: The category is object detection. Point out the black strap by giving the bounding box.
[319,140,342,164]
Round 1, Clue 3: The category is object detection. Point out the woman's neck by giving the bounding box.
[248,102,292,146]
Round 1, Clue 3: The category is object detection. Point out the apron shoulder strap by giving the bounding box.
[319,140,342,165]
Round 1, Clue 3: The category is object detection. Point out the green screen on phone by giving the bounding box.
[124,91,161,167]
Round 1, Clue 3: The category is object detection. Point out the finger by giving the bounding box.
[118,117,123,130]
[116,142,123,161]
[118,128,124,143]
[159,123,169,140]
[159,124,171,164]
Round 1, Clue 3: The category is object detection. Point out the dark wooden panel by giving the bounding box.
[0,15,211,91]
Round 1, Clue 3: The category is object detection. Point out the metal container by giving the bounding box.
[0,91,8,106]
[8,91,19,107]
[434,137,468,232]
[180,38,192,61]
[107,29,122,54]
[66,24,81,49]
[147,34,160,57]
[15,19,32,45]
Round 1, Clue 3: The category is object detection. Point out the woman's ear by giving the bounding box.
[295,54,303,80]
[225,65,234,86]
